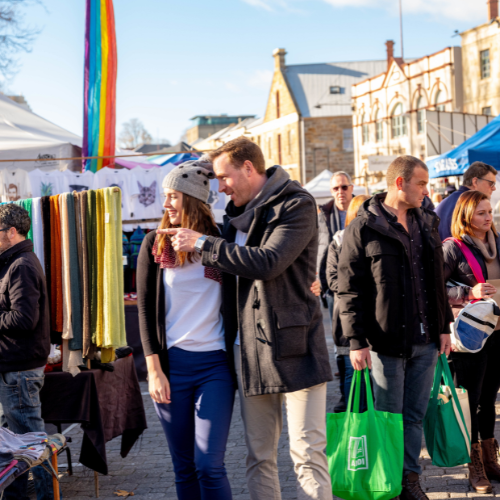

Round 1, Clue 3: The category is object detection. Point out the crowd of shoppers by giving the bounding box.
[135,137,500,500]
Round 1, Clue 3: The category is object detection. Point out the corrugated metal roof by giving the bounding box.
[285,60,387,118]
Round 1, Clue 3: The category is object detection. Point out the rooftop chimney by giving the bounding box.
[273,48,287,71]
[488,0,498,20]
[385,40,395,70]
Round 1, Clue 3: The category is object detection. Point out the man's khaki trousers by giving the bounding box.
[234,345,332,500]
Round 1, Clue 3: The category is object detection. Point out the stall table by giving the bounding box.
[40,355,147,475]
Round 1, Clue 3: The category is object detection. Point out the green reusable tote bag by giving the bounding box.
[423,354,471,467]
[326,368,404,500]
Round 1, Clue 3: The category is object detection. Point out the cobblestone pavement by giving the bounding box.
[52,309,500,499]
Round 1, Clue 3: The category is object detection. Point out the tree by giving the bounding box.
[118,118,153,150]
[0,1,41,81]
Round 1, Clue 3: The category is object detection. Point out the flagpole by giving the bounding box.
[399,0,404,59]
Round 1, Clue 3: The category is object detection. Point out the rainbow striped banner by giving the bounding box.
[83,0,117,172]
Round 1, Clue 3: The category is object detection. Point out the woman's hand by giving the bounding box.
[469,283,497,300]
[146,354,171,404]
[148,369,171,404]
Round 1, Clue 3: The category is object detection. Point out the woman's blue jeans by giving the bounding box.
[154,347,235,500]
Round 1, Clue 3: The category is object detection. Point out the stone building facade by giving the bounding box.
[352,42,463,182]
[461,0,500,116]
[196,49,385,184]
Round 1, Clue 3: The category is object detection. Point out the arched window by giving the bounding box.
[435,90,445,112]
[375,109,383,143]
[417,97,425,134]
[391,103,407,138]
[362,114,369,144]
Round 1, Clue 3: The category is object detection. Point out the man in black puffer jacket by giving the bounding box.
[0,204,52,500]
[338,156,454,500]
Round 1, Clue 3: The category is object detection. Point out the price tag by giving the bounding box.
[105,213,110,223]
[122,255,128,266]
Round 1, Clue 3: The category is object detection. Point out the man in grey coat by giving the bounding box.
[164,137,333,500]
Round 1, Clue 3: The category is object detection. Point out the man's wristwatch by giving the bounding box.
[194,235,208,254]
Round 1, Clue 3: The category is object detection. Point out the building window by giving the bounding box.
[343,129,353,152]
[435,91,446,112]
[375,110,383,143]
[288,130,292,154]
[330,86,342,94]
[481,49,491,79]
[362,114,369,144]
[268,137,272,159]
[391,103,407,138]
[483,106,492,116]
[257,135,261,147]
[276,91,280,118]
[417,97,425,134]
[278,134,282,165]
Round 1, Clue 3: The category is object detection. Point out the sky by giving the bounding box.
[3,0,489,145]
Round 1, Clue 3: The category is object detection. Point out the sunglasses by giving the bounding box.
[332,185,352,192]
[478,178,496,188]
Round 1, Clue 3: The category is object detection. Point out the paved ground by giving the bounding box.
[50,309,500,500]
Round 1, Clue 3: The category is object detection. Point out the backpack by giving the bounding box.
[445,237,500,353]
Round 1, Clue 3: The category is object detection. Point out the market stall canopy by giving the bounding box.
[0,93,82,171]
[303,169,365,202]
[428,114,500,178]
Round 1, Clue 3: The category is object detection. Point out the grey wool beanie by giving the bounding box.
[162,159,215,203]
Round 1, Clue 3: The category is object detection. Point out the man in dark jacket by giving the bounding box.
[317,171,354,317]
[165,137,333,500]
[338,156,453,500]
[0,204,52,500]
[436,161,497,240]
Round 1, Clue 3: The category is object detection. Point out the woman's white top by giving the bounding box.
[164,257,225,351]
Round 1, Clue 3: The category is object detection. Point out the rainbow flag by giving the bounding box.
[83,0,117,172]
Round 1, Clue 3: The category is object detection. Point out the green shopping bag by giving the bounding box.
[326,368,404,500]
[423,354,471,467]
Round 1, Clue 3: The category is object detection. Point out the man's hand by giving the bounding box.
[310,280,321,297]
[439,333,452,356]
[350,347,372,371]
[158,228,203,252]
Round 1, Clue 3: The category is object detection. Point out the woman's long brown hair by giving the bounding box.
[451,190,498,240]
[157,192,220,266]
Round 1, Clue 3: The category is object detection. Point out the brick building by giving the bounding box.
[196,49,385,184]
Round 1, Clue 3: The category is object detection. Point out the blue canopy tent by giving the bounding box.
[146,152,199,166]
[428,114,500,178]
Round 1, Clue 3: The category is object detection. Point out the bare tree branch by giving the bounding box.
[118,118,153,150]
[0,0,41,81]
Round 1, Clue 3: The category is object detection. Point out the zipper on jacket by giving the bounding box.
[253,285,260,309]
[256,319,271,345]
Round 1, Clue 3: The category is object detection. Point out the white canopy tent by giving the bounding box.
[0,93,82,171]
[303,169,366,205]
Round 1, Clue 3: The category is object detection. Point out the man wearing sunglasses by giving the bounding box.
[436,161,497,240]
[317,171,354,320]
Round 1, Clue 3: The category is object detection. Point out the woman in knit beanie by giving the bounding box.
[137,159,235,500]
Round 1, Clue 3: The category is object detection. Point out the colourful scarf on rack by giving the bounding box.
[60,194,72,341]
[87,190,98,345]
[49,195,63,333]
[40,196,54,340]
[102,187,126,359]
[79,191,92,358]
[66,193,83,352]
[95,189,105,351]
[152,234,222,284]
[13,199,33,243]
[31,198,44,267]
